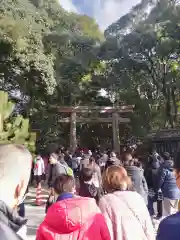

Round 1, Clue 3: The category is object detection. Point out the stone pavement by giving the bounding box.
[25,187,49,240]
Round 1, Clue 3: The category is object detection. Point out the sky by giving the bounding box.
[59,0,141,30]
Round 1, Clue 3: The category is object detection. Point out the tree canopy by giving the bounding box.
[101,0,180,136]
[1,0,180,151]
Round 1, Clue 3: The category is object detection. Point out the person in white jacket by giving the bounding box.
[34,155,45,187]
[99,165,155,240]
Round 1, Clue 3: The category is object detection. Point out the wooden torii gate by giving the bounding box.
[58,105,134,153]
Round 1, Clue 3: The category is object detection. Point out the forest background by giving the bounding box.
[0,0,179,152]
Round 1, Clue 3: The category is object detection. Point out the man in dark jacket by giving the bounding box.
[47,153,73,187]
[145,158,162,217]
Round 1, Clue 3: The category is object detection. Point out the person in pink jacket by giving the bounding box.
[36,174,110,240]
[99,166,155,240]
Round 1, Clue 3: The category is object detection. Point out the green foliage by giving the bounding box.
[100,0,180,138]
[6,0,180,148]
[0,0,105,150]
[0,91,36,152]
[0,0,102,96]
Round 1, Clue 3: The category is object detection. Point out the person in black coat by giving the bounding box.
[78,168,102,204]
[145,157,162,218]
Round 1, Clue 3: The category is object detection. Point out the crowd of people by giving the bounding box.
[1,144,180,240]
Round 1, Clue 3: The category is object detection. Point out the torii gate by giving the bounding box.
[58,105,134,153]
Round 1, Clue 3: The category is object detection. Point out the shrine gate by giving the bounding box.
[58,105,134,153]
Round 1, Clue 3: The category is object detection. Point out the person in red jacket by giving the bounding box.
[36,174,110,240]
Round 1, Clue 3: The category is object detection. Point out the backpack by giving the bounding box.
[67,166,74,177]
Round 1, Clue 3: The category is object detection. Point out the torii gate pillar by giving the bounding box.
[112,112,120,153]
[69,112,77,153]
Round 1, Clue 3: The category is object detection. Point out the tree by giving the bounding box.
[0,0,105,150]
[0,0,58,123]
[100,0,180,137]
[0,91,36,152]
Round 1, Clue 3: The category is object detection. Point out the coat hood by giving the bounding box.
[44,197,100,234]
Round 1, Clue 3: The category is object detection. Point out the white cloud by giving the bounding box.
[93,0,141,30]
[59,0,140,30]
[59,0,78,13]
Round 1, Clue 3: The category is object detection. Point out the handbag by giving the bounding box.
[113,192,149,239]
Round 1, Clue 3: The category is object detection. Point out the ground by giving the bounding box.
[25,187,161,239]
[25,187,48,240]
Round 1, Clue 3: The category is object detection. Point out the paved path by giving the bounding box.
[25,187,49,240]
